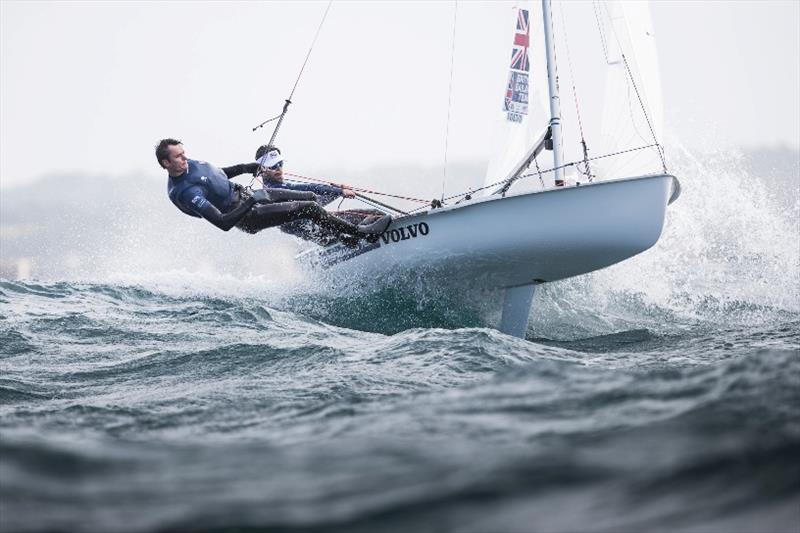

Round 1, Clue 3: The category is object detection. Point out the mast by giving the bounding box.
[541,0,565,187]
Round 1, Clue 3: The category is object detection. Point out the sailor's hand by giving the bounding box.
[250,189,270,204]
[332,183,356,198]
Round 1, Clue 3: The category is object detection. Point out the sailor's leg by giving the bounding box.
[238,201,360,235]
[264,189,317,202]
[315,209,387,240]
[499,283,537,338]
[296,203,363,235]
[333,209,386,225]
[281,203,390,236]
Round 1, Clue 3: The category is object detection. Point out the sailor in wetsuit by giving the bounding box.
[255,145,386,246]
[157,138,390,240]
[256,145,356,203]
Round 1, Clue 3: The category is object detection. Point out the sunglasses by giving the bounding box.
[267,161,284,170]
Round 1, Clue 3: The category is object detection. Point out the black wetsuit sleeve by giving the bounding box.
[221,163,261,179]
[194,197,256,232]
[273,182,343,206]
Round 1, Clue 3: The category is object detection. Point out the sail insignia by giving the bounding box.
[504,8,531,123]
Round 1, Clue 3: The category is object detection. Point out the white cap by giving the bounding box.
[257,149,284,169]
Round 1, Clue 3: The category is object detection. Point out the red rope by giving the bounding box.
[283,171,429,204]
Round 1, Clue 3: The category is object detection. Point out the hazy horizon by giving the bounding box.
[1,142,796,193]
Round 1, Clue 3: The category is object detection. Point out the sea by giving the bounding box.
[1,147,799,532]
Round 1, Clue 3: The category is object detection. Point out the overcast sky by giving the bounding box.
[1,0,798,190]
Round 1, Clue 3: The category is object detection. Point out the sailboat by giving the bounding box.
[296,0,680,338]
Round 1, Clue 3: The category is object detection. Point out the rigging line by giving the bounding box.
[624,76,652,147]
[249,174,263,190]
[559,3,593,180]
[337,210,393,217]
[518,143,658,180]
[249,172,408,215]
[288,0,333,103]
[592,0,610,64]
[283,171,429,204]
[598,1,666,172]
[602,82,641,179]
[621,53,666,172]
[251,113,284,131]
[533,155,545,188]
[558,4,584,140]
[252,1,333,144]
[546,0,564,159]
[517,144,658,184]
[352,193,409,216]
[406,143,659,213]
[432,143,659,204]
[440,0,459,203]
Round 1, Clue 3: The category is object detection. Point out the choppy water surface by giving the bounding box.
[1,149,799,532]
[1,280,798,533]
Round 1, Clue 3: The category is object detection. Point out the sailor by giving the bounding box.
[157,138,391,240]
[255,145,386,245]
[256,145,355,203]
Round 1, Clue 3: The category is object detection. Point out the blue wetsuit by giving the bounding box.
[167,159,259,231]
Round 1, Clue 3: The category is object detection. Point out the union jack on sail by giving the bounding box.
[509,8,530,72]
[503,8,530,122]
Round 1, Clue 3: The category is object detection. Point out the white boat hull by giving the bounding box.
[300,174,679,290]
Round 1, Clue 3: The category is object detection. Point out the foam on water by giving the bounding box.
[529,143,799,338]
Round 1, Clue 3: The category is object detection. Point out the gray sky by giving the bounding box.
[1,0,798,189]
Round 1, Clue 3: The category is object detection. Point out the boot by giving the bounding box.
[356,215,391,235]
